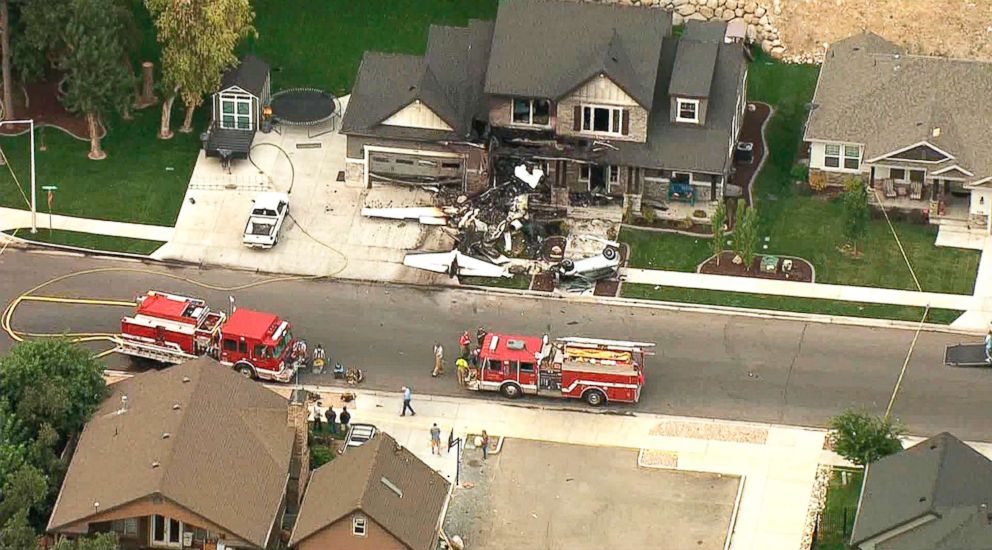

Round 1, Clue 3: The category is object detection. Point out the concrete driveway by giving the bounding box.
[444,439,740,550]
[153,96,454,283]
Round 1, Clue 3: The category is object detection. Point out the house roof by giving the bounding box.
[290,433,451,550]
[668,39,720,98]
[850,432,992,549]
[340,20,494,140]
[47,359,295,549]
[607,28,747,174]
[220,55,269,98]
[805,32,992,183]
[484,0,669,108]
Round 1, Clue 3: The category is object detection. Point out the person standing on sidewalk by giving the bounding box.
[480,430,490,460]
[401,386,416,416]
[325,406,337,436]
[432,343,444,377]
[339,406,351,430]
[459,331,471,358]
[430,423,441,455]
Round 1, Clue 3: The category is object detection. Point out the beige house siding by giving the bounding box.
[295,514,409,550]
[381,102,453,131]
[556,75,648,142]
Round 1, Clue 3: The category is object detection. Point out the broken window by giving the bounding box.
[512,98,551,125]
[608,166,620,186]
[581,105,624,134]
[579,165,590,183]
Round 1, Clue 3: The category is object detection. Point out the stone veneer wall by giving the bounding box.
[573,0,814,63]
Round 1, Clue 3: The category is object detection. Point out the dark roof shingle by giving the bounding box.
[290,433,450,550]
[47,359,294,549]
[220,55,269,98]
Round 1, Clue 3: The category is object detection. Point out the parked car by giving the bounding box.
[343,423,378,452]
[242,192,289,249]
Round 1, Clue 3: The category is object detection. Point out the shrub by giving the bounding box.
[676,216,694,230]
[829,410,904,467]
[693,209,707,219]
[641,205,656,224]
[790,163,809,182]
[310,445,334,468]
[809,171,828,192]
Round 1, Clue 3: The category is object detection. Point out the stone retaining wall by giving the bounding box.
[575,0,812,63]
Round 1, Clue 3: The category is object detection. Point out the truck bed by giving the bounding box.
[944,343,989,367]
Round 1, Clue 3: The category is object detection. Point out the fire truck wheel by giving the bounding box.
[583,389,607,407]
[237,363,256,379]
[500,383,522,399]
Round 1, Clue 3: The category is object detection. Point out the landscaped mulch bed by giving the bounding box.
[593,278,620,297]
[730,102,771,195]
[0,76,101,140]
[530,272,556,292]
[699,251,814,282]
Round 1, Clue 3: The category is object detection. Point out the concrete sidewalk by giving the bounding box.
[0,207,174,242]
[282,387,840,550]
[624,267,975,311]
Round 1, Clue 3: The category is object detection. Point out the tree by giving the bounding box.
[711,199,727,266]
[828,410,905,467]
[11,0,72,85]
[58,0,134,159]
[842,176,870,255]
[0,510,36,550]
[733,199,759,271]
[0,0,11,120]
[0,338,108,441]
[146,0,255,137]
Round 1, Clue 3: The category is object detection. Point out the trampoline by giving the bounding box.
[269,87,338,127]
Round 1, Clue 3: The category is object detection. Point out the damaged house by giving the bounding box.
[342,0,749,218]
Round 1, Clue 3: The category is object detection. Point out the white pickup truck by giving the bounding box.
[242,192,289,249]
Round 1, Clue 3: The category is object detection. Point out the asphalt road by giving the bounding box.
[1,249,989,440]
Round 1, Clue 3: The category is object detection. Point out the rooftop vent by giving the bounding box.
[182,376,191,383]
[172,403,181,411]
[919,496,927,502]
[152,461,160,469]
[162,433,171,440]
[380,477,403,498]
[932,127,941,138]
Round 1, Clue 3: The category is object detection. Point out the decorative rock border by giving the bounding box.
[695,251,818,282]
[800,464,834,550]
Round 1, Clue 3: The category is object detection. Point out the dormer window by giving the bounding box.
[580,105,626,135]
[512,99,550,126]
[352,515,367,536]
[676,99,699,124]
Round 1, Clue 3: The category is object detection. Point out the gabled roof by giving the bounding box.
[850,432,992,549]
[47,359,294,549]
[484,0,669,108]
[805,32,992,183]
[220,55,269,98]
[668,39,720,98]
[340,20,494,140]
[290,433,450,550]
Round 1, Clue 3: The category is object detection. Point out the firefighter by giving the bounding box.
[459,331,471,358]
[476,326,487,347]
[432,342,444,377]
[312,344,326,374]
[455,357,469,387]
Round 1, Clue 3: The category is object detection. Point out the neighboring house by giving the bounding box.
[850,432,992,550]
[342,0,749,216]
[47,358,310,550]
[804,32,992,233]
[204,55,272,165]
[289,432,451,550]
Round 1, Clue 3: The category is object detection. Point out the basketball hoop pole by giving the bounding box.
[0,119,37,232]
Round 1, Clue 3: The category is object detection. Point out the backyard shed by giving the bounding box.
[204,55,271,162]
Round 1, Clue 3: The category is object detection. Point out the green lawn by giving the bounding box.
[621,50,980,295]
[5,229,165,255]
[0,108,202,226]
[461,274,532,290]
[246,0,499,95]
[621,284,963,325]
[813,467,864,550]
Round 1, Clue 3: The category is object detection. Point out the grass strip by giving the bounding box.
[6,229,165,256]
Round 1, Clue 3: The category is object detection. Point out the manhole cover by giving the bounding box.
[467,459,482,468]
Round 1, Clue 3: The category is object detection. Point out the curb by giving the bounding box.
[3,231,981,336]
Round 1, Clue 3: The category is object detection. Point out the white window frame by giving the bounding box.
[579,164,590,183]
[580,105,625,135]
[352,515,368,537]
[511,98,551,126]
[824,143,841,169]
[608,165,620,186]
[112,518,139,537]
[843,145,861,170]
[150,515,183,548]
[219,93,253,131]
[675,98,699,123]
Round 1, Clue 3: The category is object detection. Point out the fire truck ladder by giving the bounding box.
[113,337,199,364]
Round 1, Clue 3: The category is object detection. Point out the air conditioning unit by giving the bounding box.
[506,339,526,350]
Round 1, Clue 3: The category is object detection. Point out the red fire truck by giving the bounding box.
[115,291,298,383]
[468,332,653,406]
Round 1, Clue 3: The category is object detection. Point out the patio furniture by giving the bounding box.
[883,179,896,198]
[782,259,793,273]
[668,181,695,205]
[896,185,908,198]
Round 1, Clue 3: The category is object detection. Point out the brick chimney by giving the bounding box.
[286,389,311,506]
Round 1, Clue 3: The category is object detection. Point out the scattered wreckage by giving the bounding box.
[364,162,623,289]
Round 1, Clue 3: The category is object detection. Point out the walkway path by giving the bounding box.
[0,206,173,242]
[269,386,992,550]
[624,267,975,311]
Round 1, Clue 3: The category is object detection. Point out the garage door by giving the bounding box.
[368,152,463,185]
